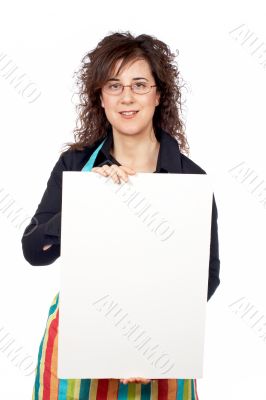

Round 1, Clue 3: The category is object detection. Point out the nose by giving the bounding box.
[120,85,135,102]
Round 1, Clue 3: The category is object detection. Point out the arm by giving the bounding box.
[21,152,68,266]
[179,154,221,301]
[207,194,221,301]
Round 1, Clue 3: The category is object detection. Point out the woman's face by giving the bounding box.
[100,58,160,137]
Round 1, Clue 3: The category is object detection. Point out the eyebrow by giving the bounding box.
[107,77,148,82]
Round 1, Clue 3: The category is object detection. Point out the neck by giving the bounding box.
[110,126,160,172]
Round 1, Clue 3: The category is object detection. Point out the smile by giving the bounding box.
[119,111,139,118]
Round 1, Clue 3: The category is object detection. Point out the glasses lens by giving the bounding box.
[103,82,152,95]
[132,82,149,94]
[103,83,123,94]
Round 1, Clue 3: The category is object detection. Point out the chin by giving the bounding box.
[113,123,150,136]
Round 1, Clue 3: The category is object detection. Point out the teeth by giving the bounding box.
[121,111,137,115]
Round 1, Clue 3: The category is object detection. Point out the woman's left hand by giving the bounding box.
[120,377,151,384]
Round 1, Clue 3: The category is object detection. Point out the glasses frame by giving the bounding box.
[102,82,157,96]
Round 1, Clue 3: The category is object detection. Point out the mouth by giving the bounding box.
[119,110,139,119]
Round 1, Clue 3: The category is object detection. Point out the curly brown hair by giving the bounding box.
[62,31,190,156]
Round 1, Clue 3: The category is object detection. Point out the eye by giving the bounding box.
[109,83,121,90]
[135,82,147,88]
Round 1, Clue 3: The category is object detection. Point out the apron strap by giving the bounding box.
[81,137,107,172]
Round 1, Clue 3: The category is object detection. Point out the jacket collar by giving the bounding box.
[99,126,182,173]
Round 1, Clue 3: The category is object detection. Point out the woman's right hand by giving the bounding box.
[91,164,136,184]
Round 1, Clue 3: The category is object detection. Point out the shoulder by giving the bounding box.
[180,153,207,175]
[58,143,100,171]
[160,129,207,175]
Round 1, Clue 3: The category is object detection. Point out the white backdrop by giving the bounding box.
[0,0,266,398]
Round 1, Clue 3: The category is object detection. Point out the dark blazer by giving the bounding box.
[21,126,220,301]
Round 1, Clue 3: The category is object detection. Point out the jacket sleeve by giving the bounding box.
[21,152,68,266]
[207,194,221,301]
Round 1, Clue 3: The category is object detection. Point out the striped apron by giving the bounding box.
[32,139,199,400]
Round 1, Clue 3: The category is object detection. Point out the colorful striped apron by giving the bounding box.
[32,139,199,400]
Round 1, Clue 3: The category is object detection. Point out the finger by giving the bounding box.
[109,164,135,181]
[110,165,131,184]
[120,378,151,385]
[109,169,121,184]
[100,165,120,183]
[93,164,135,184]
[92,165,115,177]
[129,377,149,384]
[94,165,135,182]
[91,167,108,177]
[109,165,129,183]
[92,165,135,175]
[99,165,113,177]
[121,378,135,384]
[137,378,151,384]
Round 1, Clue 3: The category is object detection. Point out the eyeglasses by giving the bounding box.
[102,81,157,95]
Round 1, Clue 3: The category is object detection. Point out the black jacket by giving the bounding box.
[21,126,220,301]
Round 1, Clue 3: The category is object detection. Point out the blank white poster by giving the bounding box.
[58,172,213,379]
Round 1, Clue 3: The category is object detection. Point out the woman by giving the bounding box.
[21,31,220,399]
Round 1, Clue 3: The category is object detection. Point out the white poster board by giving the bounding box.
[58,172,213,379]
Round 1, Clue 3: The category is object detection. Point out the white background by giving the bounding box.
[0,0,266,398]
